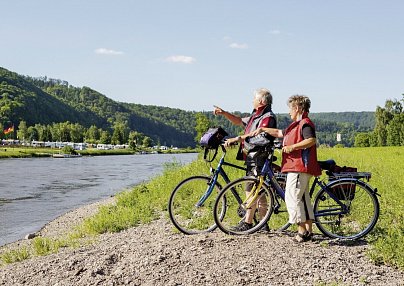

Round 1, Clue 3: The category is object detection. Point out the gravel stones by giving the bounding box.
[0,199,403,286]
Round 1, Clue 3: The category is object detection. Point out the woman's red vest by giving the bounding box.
[281,117,321,176]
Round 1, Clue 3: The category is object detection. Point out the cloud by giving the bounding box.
[229,43,248,49]
[94,48,124,55]
[165,55,196,64]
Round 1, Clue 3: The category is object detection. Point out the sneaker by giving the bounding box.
[292,231,313,243]
[304,232,314,241]
[230,221,253,232]
[260,223,270,232]
[292,232,306,243]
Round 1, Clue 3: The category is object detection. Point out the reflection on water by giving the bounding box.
[0,153,197,246]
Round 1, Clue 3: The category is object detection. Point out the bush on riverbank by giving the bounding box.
[1,147,403,270]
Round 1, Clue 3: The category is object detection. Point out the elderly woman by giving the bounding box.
[249,95,321,242]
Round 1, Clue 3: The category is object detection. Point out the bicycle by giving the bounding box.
[168,144,247,234]
[213,145,380,239]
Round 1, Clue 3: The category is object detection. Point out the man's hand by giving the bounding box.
[213,105,224,116]
[224,137,239,147]
[250,127,264,137]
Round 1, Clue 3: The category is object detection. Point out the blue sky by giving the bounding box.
[1,0,403,114]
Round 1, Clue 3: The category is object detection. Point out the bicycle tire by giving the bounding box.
[213,176,274,235]
[168,175,224,235]
[313,178,379,240]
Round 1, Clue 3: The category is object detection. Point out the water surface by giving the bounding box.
[0,153,197,246]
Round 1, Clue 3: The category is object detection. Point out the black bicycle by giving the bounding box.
[213,145,380,239]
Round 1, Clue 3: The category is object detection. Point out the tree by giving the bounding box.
[70,123,84,143]
[354,132,370,147]
[99,130,111,144]
[142,136,152,147]
[373,97,403,146]
[194,113,210,144]
[111,121,129,145]
[17,121,28,142]
[128,131,143,149]
[27,126,38,141]
[386,113,404,146]
[85,125,100,143]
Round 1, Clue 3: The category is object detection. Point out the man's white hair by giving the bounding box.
[254,88,272,106]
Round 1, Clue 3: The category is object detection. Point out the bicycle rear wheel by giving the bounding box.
[313,178,379,240]
[213,176,274,235]
[168,175,224,234]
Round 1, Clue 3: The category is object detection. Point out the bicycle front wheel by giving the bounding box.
[213,176,274,235]
[313,178,379,240]
[168,175,224,235]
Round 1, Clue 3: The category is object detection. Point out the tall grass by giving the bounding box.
[78,146,404,269]
[316,147,404,269]
[1,147,402,270]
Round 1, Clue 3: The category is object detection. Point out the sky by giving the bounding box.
[1,0,403,114]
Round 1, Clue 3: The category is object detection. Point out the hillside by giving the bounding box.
[0,67,195,147]
[0,67,375,147]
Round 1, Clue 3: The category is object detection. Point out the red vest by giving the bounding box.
[281,117,321,176]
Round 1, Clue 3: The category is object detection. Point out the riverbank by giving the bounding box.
[0,146,196,159]
[1,196,403,285]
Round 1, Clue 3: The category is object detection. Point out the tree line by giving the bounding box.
[355,96,404,147]
[2,120,153,149]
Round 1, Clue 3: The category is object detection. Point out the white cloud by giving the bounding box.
[94,48,124,55]
[165,55,196,64]
[269,29,281,35]
[229,43,248,49]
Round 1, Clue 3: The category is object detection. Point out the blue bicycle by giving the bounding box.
[168,145,247,234]
[213,145,380,239]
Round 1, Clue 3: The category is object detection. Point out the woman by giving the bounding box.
[250,95,321,242]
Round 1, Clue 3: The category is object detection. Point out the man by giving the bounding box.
[213,88,277,231]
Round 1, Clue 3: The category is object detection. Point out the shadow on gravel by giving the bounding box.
[265,230,369,247]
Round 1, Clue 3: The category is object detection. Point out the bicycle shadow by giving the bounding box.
[266,230,369,247]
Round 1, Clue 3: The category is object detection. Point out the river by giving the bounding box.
[0,153,198,246]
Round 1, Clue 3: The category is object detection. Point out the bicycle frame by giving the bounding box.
[195,146,246,207]
[259,153,375,224]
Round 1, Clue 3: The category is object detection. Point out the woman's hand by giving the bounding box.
[282,145,295,154]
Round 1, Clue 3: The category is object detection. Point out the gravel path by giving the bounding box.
[0,197,403,286]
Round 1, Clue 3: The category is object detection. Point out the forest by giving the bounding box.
[1,67,403,148]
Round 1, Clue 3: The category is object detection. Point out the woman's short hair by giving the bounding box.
[255,88,272,106]
[288,95,311,113]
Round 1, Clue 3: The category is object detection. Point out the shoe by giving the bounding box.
[230,221,253,232]
[260,223,270,232]
[304,232,314,241]
[292,231,312,243]
[292,232,306,243]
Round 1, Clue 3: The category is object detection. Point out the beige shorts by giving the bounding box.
[285,172,314,224]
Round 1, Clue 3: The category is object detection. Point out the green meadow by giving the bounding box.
[1,146,403,270]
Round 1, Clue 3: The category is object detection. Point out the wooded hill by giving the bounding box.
[0,67,375,147]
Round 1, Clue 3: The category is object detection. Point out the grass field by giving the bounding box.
[1,146,403,270]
